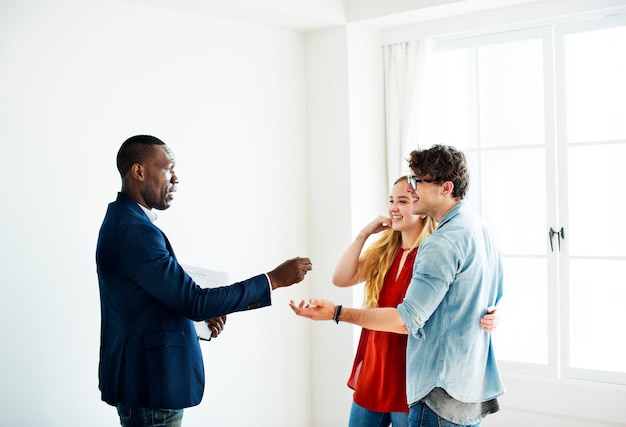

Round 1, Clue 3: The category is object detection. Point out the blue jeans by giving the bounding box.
[349,401,409,427]
[116,406,184,427]
[408,402,480,427]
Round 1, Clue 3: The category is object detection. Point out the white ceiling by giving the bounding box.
[120,0,547,31]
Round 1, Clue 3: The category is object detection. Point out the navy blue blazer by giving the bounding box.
[96,192,271,409]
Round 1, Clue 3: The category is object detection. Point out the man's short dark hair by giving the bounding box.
[408,144,470,200]
[116,135,165,178]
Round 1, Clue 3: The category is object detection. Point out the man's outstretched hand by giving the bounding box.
[289,298,335,321]
[267,257,313,290]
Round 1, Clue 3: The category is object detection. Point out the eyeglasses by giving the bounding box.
[408,176,437,190]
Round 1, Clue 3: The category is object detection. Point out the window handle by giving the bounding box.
[549,227,565,252]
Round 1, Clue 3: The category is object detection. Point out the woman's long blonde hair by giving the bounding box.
[359,176,437,309]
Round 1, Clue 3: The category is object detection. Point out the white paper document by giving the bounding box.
[181,264,230,341]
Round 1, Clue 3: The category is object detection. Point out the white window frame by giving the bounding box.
[555,12,626,385]
[433,11,626,385]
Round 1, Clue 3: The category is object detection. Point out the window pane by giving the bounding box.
[570,259,626,373]
[493,257,548,364]
[565,25,626,142]
[431,17,626,386]
[568,143,626,257]
[464,150,481,214]
[478,39,545,148]
[480,148,547,256]
[434,49,476,150]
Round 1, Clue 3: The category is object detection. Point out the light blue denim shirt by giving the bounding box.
[397,202,505,405]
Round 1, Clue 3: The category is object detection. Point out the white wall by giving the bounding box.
[304,22,388,426]
[0,0,313,425]
[483,373,626,427]
[304,26,354,427]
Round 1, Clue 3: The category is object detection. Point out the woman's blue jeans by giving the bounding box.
[116,405,184,427]
[349,401,409,427]
[408,402,480,427]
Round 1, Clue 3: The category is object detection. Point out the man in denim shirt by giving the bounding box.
[290,145,504,427]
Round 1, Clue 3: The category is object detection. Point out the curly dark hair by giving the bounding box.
[407,144,469,200]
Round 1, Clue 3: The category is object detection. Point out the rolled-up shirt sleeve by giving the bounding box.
[397,298,429,340]
[397,235,457,340]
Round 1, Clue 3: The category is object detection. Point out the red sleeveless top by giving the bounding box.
[347,247,417,413]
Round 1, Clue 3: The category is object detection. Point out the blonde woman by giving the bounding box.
[332,176,496,427]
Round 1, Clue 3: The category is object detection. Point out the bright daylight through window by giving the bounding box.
[428,13,626,385]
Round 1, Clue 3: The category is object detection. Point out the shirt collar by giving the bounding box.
[437,201,464,229]
[138,203,158,223]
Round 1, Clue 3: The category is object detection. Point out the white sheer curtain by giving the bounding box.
[383,39,437,187]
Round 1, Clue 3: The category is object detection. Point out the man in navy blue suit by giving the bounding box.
[96,135,313,427]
